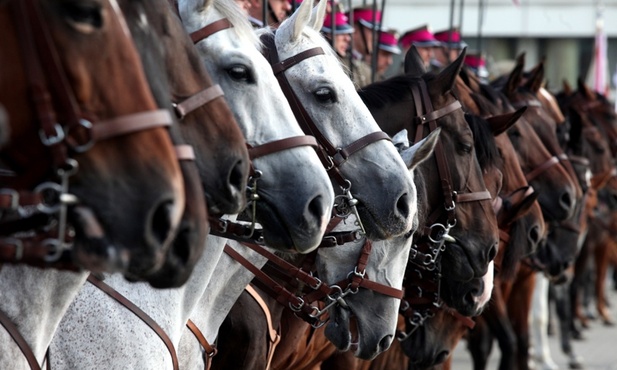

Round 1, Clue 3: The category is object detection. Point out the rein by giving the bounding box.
[0,0,174,268]
[398,78,491,340]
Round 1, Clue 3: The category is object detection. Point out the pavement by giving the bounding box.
[450,280,617,369]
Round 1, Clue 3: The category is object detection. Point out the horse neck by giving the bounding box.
[0,266,87,364]
[189,238,269,342]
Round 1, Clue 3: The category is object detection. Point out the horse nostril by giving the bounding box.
[378,334,394,352]
[528,224,541,247]
[487,243,497,263]
[559,190,573,211]
[396,192,410,220]
[307,194,327,221]
[434,350,450,365]
[228,159,247,196]
[149,199,174,247]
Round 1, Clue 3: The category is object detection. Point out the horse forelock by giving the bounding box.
[466,114,502,172]
[210,0,260,49]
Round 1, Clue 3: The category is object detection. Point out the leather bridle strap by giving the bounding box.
[260,32,391,188]
[525,156,560,182]
[91,110,172,142]
[190,18,233,44]
[0,309,41,370]
[186,319,216,370]
[247,136,318,160]
[174,145,196,161]
[87,274,179,370]
[172,85,225,120]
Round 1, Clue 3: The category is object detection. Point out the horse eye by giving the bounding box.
[459,142,473,153]
[63,2,103,29]
[227,65,253,83]
[313,87,336,103]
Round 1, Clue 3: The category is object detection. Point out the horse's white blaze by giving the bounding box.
[474,260,495,309]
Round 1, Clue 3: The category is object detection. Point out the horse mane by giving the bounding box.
[465,113,502,171]
[210,0,261,49]
[499,217,527,280]
[357,74,421,110]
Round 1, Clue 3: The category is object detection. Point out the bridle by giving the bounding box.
[0,0,179,270]
[259,31,391,194]
[398,78,492,339]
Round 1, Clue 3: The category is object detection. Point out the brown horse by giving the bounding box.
[0,0,188,277]
[361,47,499,316]
[118,0,249,287]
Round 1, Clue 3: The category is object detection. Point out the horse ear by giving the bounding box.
[309,0,327,31]
[178,0,212,19]
[577,77,595,100]
[486,106,527,136]
[429,47,466,96]
[278,0,313,43]
[502,56,525,97]
[392,129,410,149]
[524,61,544,93]
[562,79,573,95]
[400,128,440,170]
[404,46,426,76]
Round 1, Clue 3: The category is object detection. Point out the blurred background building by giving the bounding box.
[347,0,616,100]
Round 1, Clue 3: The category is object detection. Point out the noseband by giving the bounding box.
[0,0,178,269]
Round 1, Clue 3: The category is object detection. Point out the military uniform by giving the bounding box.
[338,54,372,89]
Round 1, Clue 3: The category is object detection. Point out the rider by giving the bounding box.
[433,28,467,70]
[248,0,291,28]
[398,24,441,72]
[348,7,382,87]
[464,52,490,83]
[375,30,401,82]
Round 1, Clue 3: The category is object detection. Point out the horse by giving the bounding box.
[207,129,438,370]
[48,0,335,369]
[177,0,420,366]
[358,46,499,317]
[0,0,203,368]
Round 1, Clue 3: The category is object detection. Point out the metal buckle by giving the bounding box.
[70,119,94,153]
[3,237,24,261]
[0,188,19,211]
[39,123,65,146]
[34,182,64,214]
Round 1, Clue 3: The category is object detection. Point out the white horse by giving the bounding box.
[48,0,334,368]
[177,0,421,365]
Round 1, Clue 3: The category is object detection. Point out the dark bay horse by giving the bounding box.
[359,47,499,317]
[117,0,250,287]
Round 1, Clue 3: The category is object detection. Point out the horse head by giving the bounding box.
[179,0,334,253]
[361,46,499,316]
[271,0,417,241]
[316,130,439,360]
[0,0,189,278]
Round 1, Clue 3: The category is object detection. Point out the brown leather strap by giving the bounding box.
[247,135,318,160]
[0,190,43,211]
[0,309,41,370]
[416,101,462,124]
[244,284,280,370]
[186,319,217,370]
[271,48,325,75]
[190,18,233,44]
[87,274,179,370]
[331,131,391,167]
[172,85,224,120]
[92,110,172,141]
[455,190,492,203]
[174,145,195,161]
[525,155,559,182]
